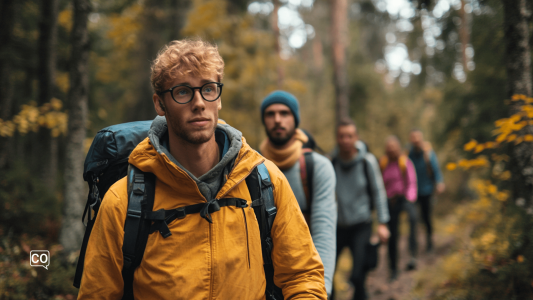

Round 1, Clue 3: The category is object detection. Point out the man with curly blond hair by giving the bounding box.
[77,39,327,300]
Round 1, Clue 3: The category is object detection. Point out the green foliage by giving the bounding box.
[0,161,61,238]
[414,180,533,299]
[0,236,78,300]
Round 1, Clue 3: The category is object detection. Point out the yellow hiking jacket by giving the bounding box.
[77,133,326,299]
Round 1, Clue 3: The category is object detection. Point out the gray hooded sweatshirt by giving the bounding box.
[333,141,390,226]
[148,116,243,201]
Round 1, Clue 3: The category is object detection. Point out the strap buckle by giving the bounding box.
[175,207,186,219]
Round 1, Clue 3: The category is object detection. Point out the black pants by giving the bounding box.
[333,221,372,300]
[387,196,417,272]
[404,200,418,257]
[417,194,433,243]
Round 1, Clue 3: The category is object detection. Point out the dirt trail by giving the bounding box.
[334,227,455,300]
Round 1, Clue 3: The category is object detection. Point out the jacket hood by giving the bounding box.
[129,116,263,200]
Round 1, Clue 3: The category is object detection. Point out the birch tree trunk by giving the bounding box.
[502,0,533,205]
[330,0,349,123]
[60,0,91,253]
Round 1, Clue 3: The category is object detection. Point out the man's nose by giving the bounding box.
[190,89,205,110]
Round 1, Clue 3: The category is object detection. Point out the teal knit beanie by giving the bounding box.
[260,90,300,128]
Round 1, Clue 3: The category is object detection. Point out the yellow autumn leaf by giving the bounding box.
[495,118,508,127]
[58,9,73,31]
[524,134,533,142]
[474,144,485,153]
[517,255,525,263]
[446,162,457,171]
[507,134,517,142]
[98,108,108,119]
[496,191,510,201]
[500,170,511,180]
[515,136,524,144]
[464,139,478,151]
[458,159,468,168]
[496,133,508,143]
[50,98,63,110]
[487,184,497,195]
[510,114,522,122]
[484,141,496,148]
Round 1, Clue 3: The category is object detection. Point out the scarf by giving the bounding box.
[260,129,309,170]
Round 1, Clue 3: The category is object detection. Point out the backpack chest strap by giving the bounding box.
[145,198,249,238]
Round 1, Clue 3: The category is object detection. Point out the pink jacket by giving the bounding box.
[381,158,417,202]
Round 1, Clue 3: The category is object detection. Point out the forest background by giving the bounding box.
[0,0,532,299]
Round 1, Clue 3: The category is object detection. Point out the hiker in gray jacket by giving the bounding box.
[259,90,337,297]
[332,119,390,300]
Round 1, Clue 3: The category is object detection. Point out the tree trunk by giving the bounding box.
[0,0,16,169]
[272,0,284,88]
[330,0,349,123]
[458,0,470,71]
[60,0,91,253]
[0,0,15,121]
[170,0,190,40]
[502,0,533,205]
[37,0,59,193]
[130,0,179,121]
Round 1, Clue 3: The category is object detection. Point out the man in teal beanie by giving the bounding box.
[259,90,337,297]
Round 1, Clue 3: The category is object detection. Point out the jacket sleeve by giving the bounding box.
[365,154,390,224]
[405,158,418,202]
[430,151,444,184]
[265,160,328,300]
[77,183,126,300]
[309,153,337,296]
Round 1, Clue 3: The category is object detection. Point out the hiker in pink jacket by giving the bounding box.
[379,135,418,281]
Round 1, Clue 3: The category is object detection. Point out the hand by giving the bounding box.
[377,224,390,243]
[436,182,445,194]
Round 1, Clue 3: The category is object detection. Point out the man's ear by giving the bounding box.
[153,94,166,116]
[217,98,222,110]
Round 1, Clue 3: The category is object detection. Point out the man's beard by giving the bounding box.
[266,126,296,146]
[167,110,217,145]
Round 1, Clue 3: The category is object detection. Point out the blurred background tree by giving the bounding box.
[0,0,532,298]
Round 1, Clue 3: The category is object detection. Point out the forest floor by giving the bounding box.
[333,214,456,300]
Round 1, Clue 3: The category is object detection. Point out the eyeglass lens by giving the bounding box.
[172,83,220,103]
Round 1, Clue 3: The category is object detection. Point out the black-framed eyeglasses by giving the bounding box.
[158,82,224,104]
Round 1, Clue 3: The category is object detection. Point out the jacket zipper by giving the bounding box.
[242,208,251,268]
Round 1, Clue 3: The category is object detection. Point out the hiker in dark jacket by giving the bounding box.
[332,119,390,300]
[259,90,337,296]
[408,129,444,252]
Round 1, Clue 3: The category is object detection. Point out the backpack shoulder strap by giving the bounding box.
[122,164,156,300]
[422,142,435,179]
[362,156,375,211]
[73,177,100,288]
[398,155,408,177]
[378,155,388,172]
[299,150,314,224]
[246,162,283,300]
